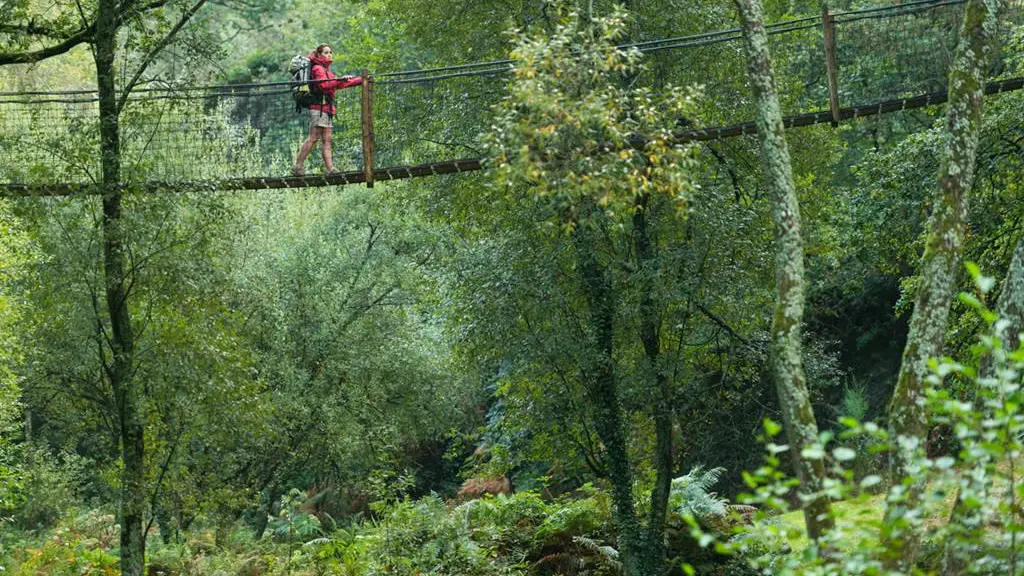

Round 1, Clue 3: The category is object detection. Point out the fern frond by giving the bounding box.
[671,465,730,520]
[535,552,586,575]
[694,466,725,492]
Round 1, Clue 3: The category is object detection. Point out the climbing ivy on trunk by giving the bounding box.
[479,5,700,573]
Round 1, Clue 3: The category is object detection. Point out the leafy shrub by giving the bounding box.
[6,512,117,573]
[835,380,870,422]
[693,270,1024,574]
[269,488,324,543]
[534,490,610,547]
[460,490,549,552]
[671,466,730,521]
[299,489,618,576]
[12,446,87,530]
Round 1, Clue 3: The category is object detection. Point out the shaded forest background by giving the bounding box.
[0,0,1022,574]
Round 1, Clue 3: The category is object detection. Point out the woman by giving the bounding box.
[292,44,363,176]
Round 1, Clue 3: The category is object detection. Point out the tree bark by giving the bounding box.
[942,233,1024,575]
[3,4,213,575]
[884,0,999,569]
[573,213,647,576]
[633,193,674,574]
[95,0,145,573]
[253,485,280,540]
[996,235,1024,346]
[734,0,834,541]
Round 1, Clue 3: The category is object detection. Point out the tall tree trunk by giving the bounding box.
[996,235,1024,346]
[573,214,646,576]
[94,1,144,574]
[734,0,833,541]
[633,193,674,574]
[884,0,999,569]
[253,485,280,540]
[942,233,1024,575]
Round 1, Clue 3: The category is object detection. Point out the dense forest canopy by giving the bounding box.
[1,0,1023,574]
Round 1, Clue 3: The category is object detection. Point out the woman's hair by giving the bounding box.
[315,44,331,56]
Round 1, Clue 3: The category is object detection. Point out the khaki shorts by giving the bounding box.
[308,109,333,129]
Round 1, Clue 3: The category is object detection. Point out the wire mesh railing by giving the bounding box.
[0,0,1021,194]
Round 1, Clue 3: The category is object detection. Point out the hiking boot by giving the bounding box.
[291,165,305,177]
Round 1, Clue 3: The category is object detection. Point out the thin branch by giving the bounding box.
[144,428,181,537]
[117,0,210,112]
[0,26,94,65]
[0,0,166,67]
[0,21,74,38]
[695,302,752,348]
[117,0,170,18]
[703,142,744,203]
[72,0,98,61]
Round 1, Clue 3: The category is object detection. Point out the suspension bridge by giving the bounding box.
[0,0,1022,197]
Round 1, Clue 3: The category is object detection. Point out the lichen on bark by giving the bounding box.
[997,236,1024,346]
[734,0,834,541]
[883,0,1001,569]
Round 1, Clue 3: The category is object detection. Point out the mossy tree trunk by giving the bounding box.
[734,0,834,541]
[942,234,1023,575]
[3,3,215,575]
[884,0,999,569]
[634,193,675,574]
[996,236,1024,346]
[95,0,144,574]
[572,211,647,576]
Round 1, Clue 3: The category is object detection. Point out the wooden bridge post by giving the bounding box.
[822,5,841,127]
[361,69,375,188]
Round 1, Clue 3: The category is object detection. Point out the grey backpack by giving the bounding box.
[289,54,319,111]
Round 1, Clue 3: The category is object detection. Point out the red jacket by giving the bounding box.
[309,54,363,116]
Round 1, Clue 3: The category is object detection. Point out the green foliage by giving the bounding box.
[354,495,506,575]
[475,8,712,571]
[4,509,119,575]
[487,4,698,223]
[357,490,616,576]
[1,2,1022,575]
[671,466,730,520]
[269,488,323,542]
[533,489,611,546]
[0,203,36,522]
[834,380,870,423]
[1,489,609,575]
[10,446,87,530]
[689,267,1024,574]
[8,539,119,576]
[225,188,475,518]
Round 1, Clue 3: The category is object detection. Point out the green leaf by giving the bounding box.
[959,291,983,311]
[860,475,881,489]
[801,445,825,460]
[833,447,856,461]
[965,261,982,280]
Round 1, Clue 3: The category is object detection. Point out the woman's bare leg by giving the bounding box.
[294,126,324,171]
[321,127,334,172]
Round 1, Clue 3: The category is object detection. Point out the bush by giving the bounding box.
[12,446,87,530]
[693,271,1024,574]
[6,518,119,576]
